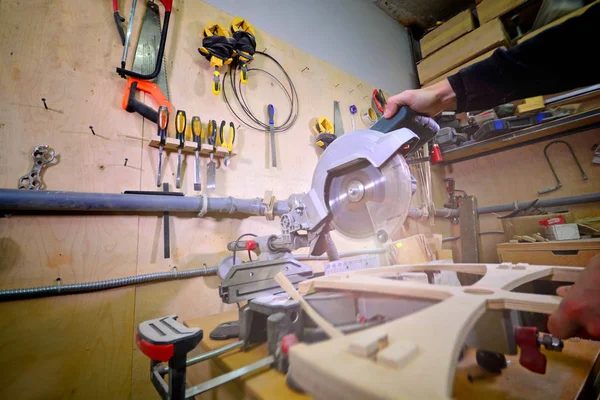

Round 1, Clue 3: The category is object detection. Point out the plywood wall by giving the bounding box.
[0,0,392,398]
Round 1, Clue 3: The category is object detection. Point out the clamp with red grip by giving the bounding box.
[515,327,563,374]
[137,315,203,362]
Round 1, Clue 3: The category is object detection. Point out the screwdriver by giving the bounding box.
[156,105,169,187]
[192,116,202,191]
[220,122,236,167]
[268,104,276,167]
[206,120,217,190]
[175,110,186,189]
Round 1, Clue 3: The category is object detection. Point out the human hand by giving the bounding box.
[548,254,600,340]
[383,79,457,118]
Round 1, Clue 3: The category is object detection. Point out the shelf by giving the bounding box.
[148,137,236,159]
[440,108,600,165]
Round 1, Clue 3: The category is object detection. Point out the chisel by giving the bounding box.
[156,106,169,187]
[175,110,186,189]
[206,120,217,190]
[192,116,202,191]
[268,104,276,167]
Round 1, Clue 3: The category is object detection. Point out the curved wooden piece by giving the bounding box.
[289,263,583,399]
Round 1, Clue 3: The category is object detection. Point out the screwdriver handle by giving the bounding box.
[157,106,169,144]
[191,116,202,147]
[175,110,186,147]
[208,120,217,146]
[268,104,274,124]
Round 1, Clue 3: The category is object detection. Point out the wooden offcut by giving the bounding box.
[418,19,509,85]
[420,10,475,58]
[477,0,528,24]
[497,238,600,267]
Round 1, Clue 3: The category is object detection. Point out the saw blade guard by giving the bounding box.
[308,127,418,240]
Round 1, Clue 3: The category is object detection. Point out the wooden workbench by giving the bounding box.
[186,311,600,400]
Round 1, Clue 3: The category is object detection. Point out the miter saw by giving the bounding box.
[217,106,439,304]
[136,107,440,400]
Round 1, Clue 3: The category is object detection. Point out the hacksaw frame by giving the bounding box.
[288,262,583,399]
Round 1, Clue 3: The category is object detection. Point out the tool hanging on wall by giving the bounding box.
[119,0,138,69]
[198,22,235,95]
[314,117,335,149]
[223,51,299,132]
[372,89,387,118]
[361,107,378,127]
[538,140,588,194]
[206,120,217,190]
[221,122,236,167]
[156,106,169,187]
[192,116,203,192]
[121,1,172,124]
[230,17,256,84]
[268,104,277,167]
[116,0,173,81]
[18,145,56,190]
[349,105,357,130]
[112,0,126,45]
[333,101,344,137]
[175,110,186,189]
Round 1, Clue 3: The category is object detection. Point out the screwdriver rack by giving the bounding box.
[148,137,237,159]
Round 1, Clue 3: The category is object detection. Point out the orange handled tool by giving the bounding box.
[122,77,173,123]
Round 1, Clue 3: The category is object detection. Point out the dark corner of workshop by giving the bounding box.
[1,0,599,399]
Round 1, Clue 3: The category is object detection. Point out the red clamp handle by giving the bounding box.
[113,0,119,12]
[136,332,174,362]
[515,327,547,374]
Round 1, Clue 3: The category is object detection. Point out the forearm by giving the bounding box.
[447,3,600,112]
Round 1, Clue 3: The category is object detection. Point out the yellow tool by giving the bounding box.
[192,116,203,191]
[198,22,234,95]
[314,117,335,149]
[230,17,256,84]
[220,122,236,166]
[175,110,187,189]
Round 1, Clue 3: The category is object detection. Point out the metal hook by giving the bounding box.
[538,140,587,194]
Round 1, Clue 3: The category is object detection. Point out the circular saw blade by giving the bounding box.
[326,154,412,239]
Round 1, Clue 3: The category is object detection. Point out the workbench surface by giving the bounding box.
[186,311,600,400]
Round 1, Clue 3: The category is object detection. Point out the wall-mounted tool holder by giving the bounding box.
[148,138,237,160]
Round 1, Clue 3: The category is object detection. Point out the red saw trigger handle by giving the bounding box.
[515,327,547,374]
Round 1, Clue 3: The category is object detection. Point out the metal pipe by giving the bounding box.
[442,231,506,242]
[409,193,600,220]
[0,189,291,216]
[0,267,217,302]
[162,341,244,374]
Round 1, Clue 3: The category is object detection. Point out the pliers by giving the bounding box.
[220,121,236,166]
[113,0,126,45]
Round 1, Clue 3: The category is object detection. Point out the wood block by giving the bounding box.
[348,331,389,357]
[516,96,545,114]
[518,0,599,44]
[477,0,528,25]
[437,249,454,261]
[418,19,509,84]
[423,48,500,87]
[376,341,418,368]
[200,143,214,155]
[421,10,474,58]
[388,234,434,265]
[215,146,229,157]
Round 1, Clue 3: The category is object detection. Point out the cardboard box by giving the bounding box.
[501,212,573,241]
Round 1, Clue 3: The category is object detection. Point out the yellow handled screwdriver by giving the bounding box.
[192,116,202,191]
[175,110,186,189]
[156,106,169,187]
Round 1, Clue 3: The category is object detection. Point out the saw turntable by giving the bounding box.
[135,108,591,400]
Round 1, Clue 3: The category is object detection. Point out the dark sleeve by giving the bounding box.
[447,3,600,113]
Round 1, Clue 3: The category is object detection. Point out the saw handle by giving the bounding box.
[371,106,439,155]
[122,78,173,124]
